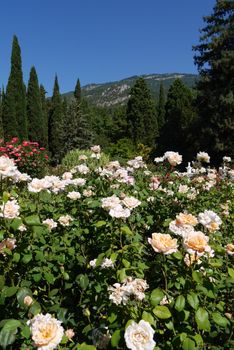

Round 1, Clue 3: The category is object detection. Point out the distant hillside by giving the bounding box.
[62,73,197,107]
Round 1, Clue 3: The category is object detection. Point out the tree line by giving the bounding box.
[0,0,233,165]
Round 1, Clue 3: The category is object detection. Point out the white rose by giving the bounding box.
[124,320,156,350]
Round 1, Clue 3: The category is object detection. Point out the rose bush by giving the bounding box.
[0,148,233,349]
[0,137,49,177]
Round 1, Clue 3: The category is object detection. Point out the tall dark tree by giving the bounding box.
[48,75,64,163]
[27,67,45,145]
[158,79,196,159]
[193,0,234,162]
[40,84,49,149]
[157,82,166,130]
[74,78,81,103]
[63,99,93,153]
[126,77,158,147]
[3,35,27,140]
[0,88,3,138]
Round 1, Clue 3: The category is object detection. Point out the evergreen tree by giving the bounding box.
[27,67,45,145]
[159,79,196,159]
[40,84,49,149]
[193,0,234,162]
[0,88,3,138]
[126,77,158,147]
[74,78,81,102]
[63,99,93,153]
[48,75,64,164]
[3,35,27,140]
[157,82,166,130]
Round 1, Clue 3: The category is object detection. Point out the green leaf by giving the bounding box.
[142,311,156,326]
[77,274,89,290]
[153,306,171,319]
[2,286,18,298]
[21,325,31,339]
[117,268,126,282]
[2,319,21,332]
[12,252,20,263]
[187,292,199,310]
[212,312,230,327]
[195,308,210,331]
[228,268,234,279]
[150,288,164,306]
[77,343,96,350]
[24,214,41,226]
[108,313,117,324]
[44,272,55,284]
[122,259,131,268]
[182,338,196,350]
[32,273,42,282]
[121,226,133,235]
[22,254,32,264]
[175,295,185,312]
[192,271,203,283]
[29,301,41,316]
[0,329,16,349]
[111,329,121,348]
[0,275,5,289]
[94,221,106,228]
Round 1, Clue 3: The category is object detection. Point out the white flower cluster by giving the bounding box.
[101,195,141,219]
[108,277,148,305]
[43,219,58,231]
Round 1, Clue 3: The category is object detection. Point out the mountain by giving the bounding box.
[62,73,197,107]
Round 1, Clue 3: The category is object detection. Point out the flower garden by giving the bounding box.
[0,145,233,350]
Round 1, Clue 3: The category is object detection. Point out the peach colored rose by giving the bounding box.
[148,233,178,255]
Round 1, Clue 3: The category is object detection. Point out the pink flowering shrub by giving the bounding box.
[0,137,49,177]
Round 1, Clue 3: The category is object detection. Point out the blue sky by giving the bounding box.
[0,0,216,95]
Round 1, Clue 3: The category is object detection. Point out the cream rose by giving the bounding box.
[124,320,156,350]
[122,196,141,209]
[226,244,234,256]
[175,213,198,226]
[148,233,178,255]
[28,313,64,350]
[0,199,20,219]
[183,231,211,256]
[164,151,182,166]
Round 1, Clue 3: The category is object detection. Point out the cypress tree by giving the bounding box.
[48,75,64,164]
[63,95,93,153]
[193,0,234,162]
[126,77,158,147]
[74,78,81,103]
[159,79,196,158]
[27,66,44,145]
[157,82,166,130]
[3,35,27,140]
[0,88,3,138]
[40,84,49,149]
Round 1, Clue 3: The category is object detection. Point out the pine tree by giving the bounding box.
[193,0,234,162]
[157,82,166,130]
[158,79,196,159]
[40,84,49,149]
[74,78,81,103]
[48,75,64,164]
[3,35,27,140]
[27,67,45,145]
[126,77,158,147]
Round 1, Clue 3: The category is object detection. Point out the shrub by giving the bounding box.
[0,149,233,349]
[0,137,49,177]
